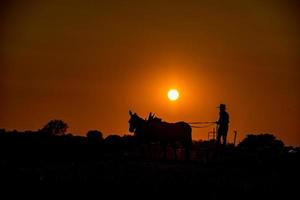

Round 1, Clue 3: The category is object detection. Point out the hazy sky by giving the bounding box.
[1,0,299,145]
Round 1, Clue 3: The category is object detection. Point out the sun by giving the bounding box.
[168,89,180,101]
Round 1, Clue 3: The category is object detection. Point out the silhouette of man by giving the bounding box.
[216,104,229,145]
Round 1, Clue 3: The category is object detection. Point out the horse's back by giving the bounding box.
[154,121,191,143]
[175,121,192,142]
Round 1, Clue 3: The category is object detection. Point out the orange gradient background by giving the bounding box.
[0,0,299,146]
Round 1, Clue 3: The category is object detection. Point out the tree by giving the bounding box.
[0,129,5,135]
[238,133,284,153]
[86,130,103,141]
[41,120,68,136]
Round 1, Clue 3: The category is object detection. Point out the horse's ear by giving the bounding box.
[129,110,133,116]
[148,112,152,120]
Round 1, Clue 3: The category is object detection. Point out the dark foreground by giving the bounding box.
[0,134,299,198]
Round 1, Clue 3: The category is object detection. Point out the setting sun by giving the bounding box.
[168,89,180,101]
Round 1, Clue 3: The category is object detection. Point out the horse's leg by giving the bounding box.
[141,144,147,159]
[148,143,152,160]
[171,142,177,161]
[185,142,190,161]
[161,142,167,160]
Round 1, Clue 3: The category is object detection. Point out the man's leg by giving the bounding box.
[222,134,227,145]
[216,134,221,145]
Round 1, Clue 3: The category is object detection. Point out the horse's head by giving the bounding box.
[128,110,145,134]
[147,112,155,121]
[146,112,162,125]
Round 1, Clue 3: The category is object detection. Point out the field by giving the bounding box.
[0,133,299,198]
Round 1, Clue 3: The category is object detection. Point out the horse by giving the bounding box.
[128,110,192,160]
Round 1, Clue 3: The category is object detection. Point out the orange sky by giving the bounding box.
[1,0,299,146]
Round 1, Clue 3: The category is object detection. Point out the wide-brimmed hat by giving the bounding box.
[217,104,226,109]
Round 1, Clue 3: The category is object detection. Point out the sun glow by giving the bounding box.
[168,89,179,101]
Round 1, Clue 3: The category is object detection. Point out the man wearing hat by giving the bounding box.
[216,104,229,145]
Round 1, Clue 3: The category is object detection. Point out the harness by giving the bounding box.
[188,121,216,129]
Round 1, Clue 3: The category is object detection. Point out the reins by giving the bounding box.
[188,121,216,129]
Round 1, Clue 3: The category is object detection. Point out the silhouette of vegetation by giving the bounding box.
[87,130,103,141]
[104,134,122,145]
[41,119,68,136]
[0,122,298,197]
[238,133,284,153]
